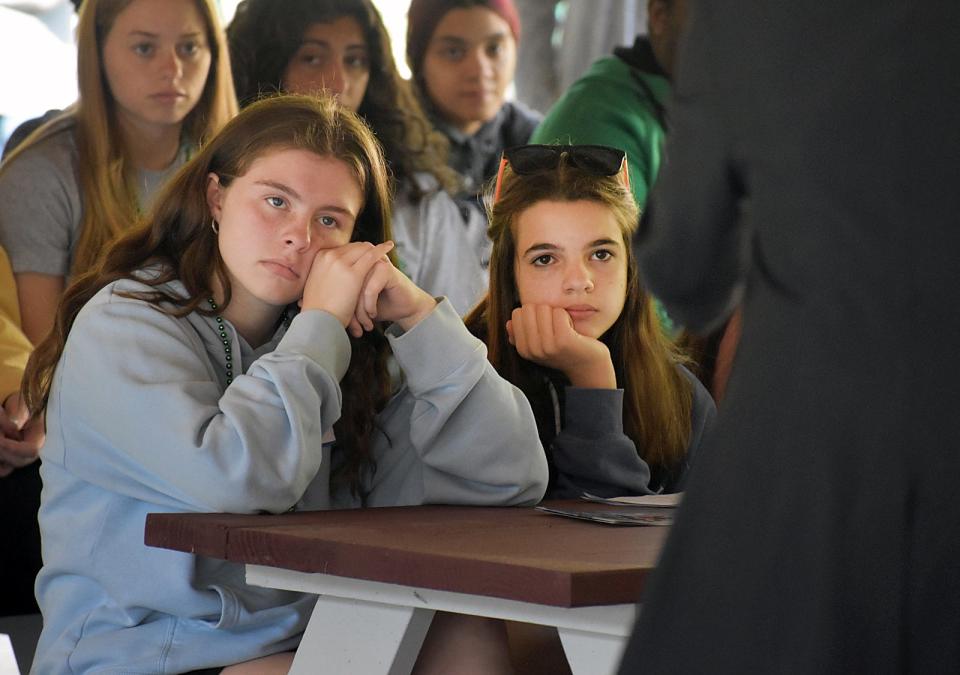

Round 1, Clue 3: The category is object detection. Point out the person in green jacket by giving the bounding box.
[530,0,687,208]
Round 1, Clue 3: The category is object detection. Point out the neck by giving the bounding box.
[457,119,485,136]
[117,113,183,171]
[212,282,285,349]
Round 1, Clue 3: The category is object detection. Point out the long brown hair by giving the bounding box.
[464,157,693,472]
[0,0,237,277]
[24,94,394,494]
[227,0,457,198]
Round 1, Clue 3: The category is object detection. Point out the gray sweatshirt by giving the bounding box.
[32,275,547,674]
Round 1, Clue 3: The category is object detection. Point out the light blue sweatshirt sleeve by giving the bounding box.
[362,299,549,507]
[47,290,350,514]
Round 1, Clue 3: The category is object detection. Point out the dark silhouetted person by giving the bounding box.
[622,1,960,672]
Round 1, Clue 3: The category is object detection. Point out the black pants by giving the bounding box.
[0,460,42,616]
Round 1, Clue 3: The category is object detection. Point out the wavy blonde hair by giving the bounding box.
[1,0,238,276]
[465,157,693,472]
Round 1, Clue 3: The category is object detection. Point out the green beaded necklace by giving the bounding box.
[206,298,292,385]
[207,298,234,384]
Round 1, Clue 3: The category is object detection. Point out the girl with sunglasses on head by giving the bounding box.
[227,0,490,315]
[465,145,716,500]
[24,95,547,675]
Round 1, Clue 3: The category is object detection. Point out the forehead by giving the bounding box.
[109,0,206,35]
[240,148,362,201]
[300,16,367,46]
[513,200,625,249]
[431,6,513,43]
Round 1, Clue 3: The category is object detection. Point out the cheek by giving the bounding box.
[424,59,455,99]
[514,267,553,306]
[314,227,353,250]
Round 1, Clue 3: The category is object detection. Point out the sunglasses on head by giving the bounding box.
[493,144,630,202]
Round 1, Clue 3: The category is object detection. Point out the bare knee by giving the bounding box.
[413,612,514,675]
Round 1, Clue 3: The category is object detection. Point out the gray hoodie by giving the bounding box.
[32,275,547,674]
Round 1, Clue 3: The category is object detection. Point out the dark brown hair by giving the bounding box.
[227,0,457,197]
[464,156,693,473]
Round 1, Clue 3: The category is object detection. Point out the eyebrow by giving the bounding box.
[301,39,366,48]
[435,32,508,45]
[522,238,622,256]
[255,180,302,201]
[128,30,204,39]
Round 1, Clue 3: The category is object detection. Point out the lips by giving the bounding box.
[565,306,598,320]
[261,260,300,280]
[150,91,187,103]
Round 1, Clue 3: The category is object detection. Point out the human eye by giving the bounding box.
[132,41,155,57]
[591,248,615,262]
[177,39,204,57]
[439,45,465,61]
[317,215,338,229]
[297,46,328,67]
[266,196,287,209]
[531,254,554,267]
[345,52,370,70]
[486,41,504,58]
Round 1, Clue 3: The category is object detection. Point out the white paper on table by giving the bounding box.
[0,633,20,675]
[580,492,683,508]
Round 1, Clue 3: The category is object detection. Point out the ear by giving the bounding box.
[205,172,224,222]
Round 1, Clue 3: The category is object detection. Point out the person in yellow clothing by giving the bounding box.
[0,245,39,469]
[1,244,45,617]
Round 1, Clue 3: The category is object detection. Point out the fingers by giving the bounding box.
[357,259,394,330]
[347,316,364,339]
[0,409,19,438]
[0,437,40,469]
[318,240,393,268]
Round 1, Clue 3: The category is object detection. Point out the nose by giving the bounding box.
[462,48,490,81]
[283,218,313,251]
[158,47,184,80]
[563,261,595,294]
[322,63,346,97]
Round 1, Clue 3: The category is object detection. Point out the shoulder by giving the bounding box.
[403,171,443,196]
[501,101,543,143]
[677,363,717,422]
[0,116,78,186]
[79,272,187,321]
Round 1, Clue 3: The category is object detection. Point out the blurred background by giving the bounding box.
[0,0,648,149]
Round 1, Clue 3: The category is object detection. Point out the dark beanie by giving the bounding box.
[406,0,521,77]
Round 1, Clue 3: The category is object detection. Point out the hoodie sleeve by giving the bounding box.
[46,292,351,514]
[362,299,549,507]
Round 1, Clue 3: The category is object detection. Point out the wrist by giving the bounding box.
[566,358,617,389]
[394,295,438,332]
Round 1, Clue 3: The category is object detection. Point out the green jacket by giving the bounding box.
[531,46,670,208]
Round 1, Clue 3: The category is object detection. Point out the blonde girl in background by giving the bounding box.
[0,0,236,347]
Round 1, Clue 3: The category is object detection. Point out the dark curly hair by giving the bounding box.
[227,0,458,198]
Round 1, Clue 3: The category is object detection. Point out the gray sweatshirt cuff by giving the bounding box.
[564,387,626,437]
[278,310,352,381]
[387,298,483,394]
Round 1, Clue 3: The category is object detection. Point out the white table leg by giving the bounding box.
[289,595,434,675]
[558,627,628,675]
